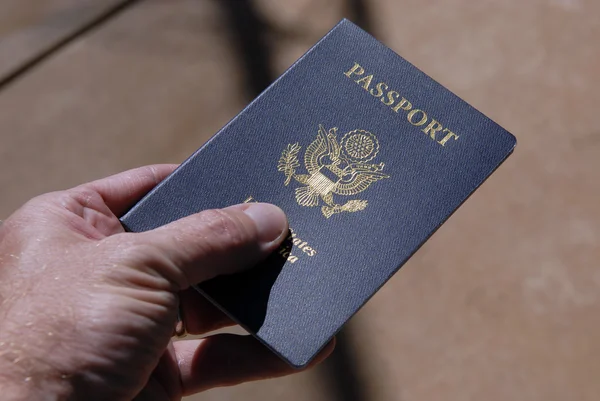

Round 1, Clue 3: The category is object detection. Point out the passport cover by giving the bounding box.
[120,19,516,368]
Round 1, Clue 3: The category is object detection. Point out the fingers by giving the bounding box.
[129,203,288,289]
[179,288,235,335]
[174,334,336,395]
[82,164,178,217]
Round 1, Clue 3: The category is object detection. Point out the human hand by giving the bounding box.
[0,165,334,401]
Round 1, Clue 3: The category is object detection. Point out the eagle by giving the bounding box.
[291,124,389,215]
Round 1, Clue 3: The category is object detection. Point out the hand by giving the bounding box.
[0,165,334,401]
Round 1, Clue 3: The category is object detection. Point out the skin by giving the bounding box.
[0,165,334,401]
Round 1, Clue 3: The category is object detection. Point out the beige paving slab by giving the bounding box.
[0,0,129,83]
[0,0,249,217]
[350,1,600,400]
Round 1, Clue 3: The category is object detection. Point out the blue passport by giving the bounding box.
[120,19,516,368]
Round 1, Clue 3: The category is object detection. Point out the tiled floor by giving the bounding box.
[1,1,599,400]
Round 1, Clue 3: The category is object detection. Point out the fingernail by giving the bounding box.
[242,203,288,244]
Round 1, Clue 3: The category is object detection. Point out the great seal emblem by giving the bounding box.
[277,124,390,218]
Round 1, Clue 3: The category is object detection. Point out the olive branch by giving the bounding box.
[277,143,301,186]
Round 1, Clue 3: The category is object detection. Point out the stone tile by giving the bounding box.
[0,0,127,82]
[0,0,247,217]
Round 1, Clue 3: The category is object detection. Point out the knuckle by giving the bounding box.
[107,234,157,264]
[96,234,181,289]
[198,209,249,248]
[101,234,155,269]
[63,187,106,214]
[96,234,134,264]
[66,187,101,206]
[16,188,100,220]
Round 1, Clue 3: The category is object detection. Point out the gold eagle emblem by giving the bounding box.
[278,124,389,218]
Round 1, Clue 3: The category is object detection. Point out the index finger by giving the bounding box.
[81,164,178,216]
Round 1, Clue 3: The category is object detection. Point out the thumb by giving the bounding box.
[125,203,288,289]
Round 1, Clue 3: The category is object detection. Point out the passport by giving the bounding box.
[120,19,516,368]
